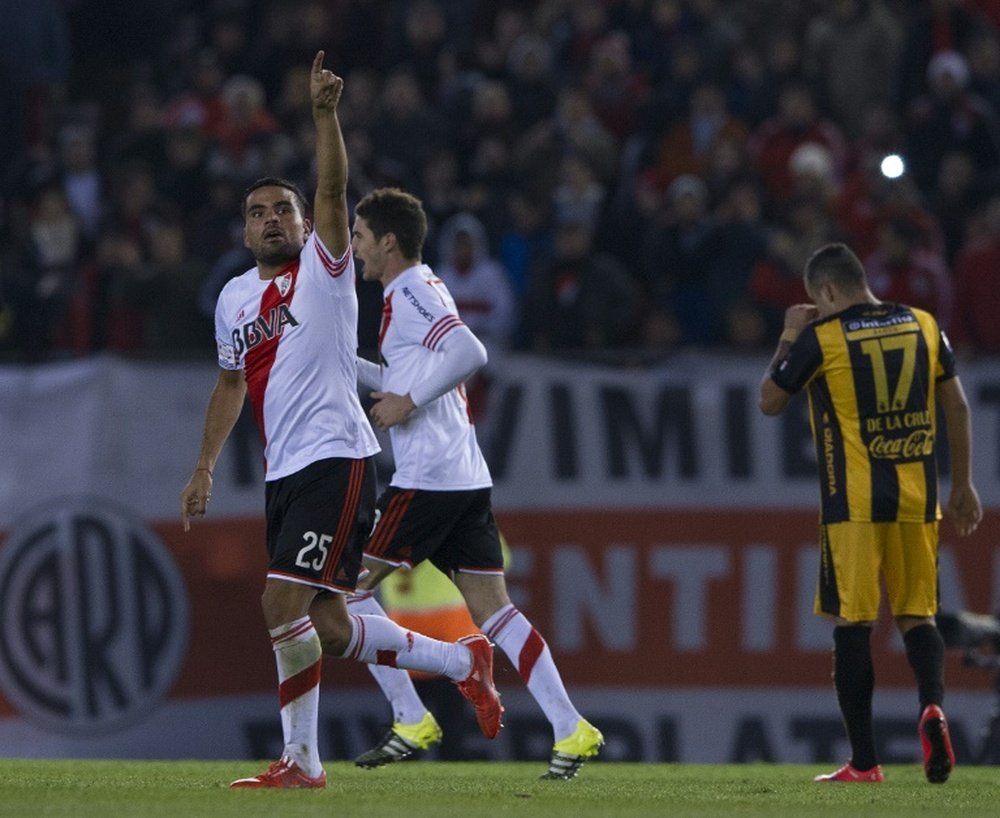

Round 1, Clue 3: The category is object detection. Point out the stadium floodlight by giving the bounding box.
[880,154,905,179]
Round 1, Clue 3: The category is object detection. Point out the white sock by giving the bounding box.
[344,612,472,681]
[347,591,429,724]
[269,616,323,777]
[482,604,581,740]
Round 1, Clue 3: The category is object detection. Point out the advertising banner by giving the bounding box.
[1,354,997,762]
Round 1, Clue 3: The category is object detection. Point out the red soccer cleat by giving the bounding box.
[455,633,504,738]
[919,704,955,783]
[230,757,326,789]
[814,762,884,783]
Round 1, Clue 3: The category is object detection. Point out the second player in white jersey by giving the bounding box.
[214,232,379,480]
[357,263,491,491]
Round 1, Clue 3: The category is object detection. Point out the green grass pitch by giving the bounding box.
[1,759,999,817]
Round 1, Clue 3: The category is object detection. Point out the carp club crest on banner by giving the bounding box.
[0,497,189,734]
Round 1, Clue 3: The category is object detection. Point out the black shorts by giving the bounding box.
[363,486,503,576]
[264,456,377,593]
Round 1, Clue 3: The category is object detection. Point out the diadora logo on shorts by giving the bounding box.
[0,498,189,734]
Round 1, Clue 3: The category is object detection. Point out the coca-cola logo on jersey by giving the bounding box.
[867,429,935,460]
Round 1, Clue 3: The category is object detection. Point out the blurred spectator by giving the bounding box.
[755,27,807,120]
[653,35,709,126]
[207,74,280,182]
[836,167,944,261]
[786,141,840,213]
[435,211,517,418]
[338,67,382,134]
[4,0,1000,362]
[551,85,619,187]
[650,81,750,192]
[931,150,990,264]
[394,0,450,101]
[949,195,1000,354]
[748,81,850,209]
[749,193,843,335]
[204,4,254,77]
[105,160,164,248]
[749,229,809,337]
[551,152,606,236]
[186,173,244,266]
[640,174,714,346]
[371,68,445,190]
[165,48,227,139]
[90,227,146,352]
[110,81,168,170]
[864,217,952,322]
[158,122,211,214]
[630,0,690,87]
[0,0,71,164]
[702,179,769,345]
[58,123,103,240]
[550,1,612,80]
[905,50,1000,199]
[436,211,516,355]
[5,185,89,357]
[452,79,518,181]
[418,148,466,251]
[967,27,1000,115]
[896,0,993,106]
[498,189,554,305]
[135,217,212,354]
[722,300,770,351]
[504,33,558,129]
[802,0,903,138]
[583,30,650,143]
[525,217,640,353]
[725,44,772,126]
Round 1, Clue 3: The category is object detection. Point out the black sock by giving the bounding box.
[903,623,945,712]
[833,625,877,770]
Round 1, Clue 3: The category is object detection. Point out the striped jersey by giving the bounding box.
[214,232,379,480]
[377,264,491,490]
[771,302,956,523]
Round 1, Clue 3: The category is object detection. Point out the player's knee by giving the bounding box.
[318,622,352,656]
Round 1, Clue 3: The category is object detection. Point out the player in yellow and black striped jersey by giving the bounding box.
[773,292,951,526]
[759,242,982,785]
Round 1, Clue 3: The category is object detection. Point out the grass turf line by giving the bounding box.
[0,760,998,817]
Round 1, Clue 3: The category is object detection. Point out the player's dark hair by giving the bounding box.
[354,187,428,261]
[804,242,868,293]
[242,177,309,218]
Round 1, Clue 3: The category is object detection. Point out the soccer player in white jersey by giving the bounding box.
[179,54,501,791]
[340,186,604,780]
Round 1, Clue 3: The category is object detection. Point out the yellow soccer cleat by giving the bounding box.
[354,711,443,768]
[540,719,604,780]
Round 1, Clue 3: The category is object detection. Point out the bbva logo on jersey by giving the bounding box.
[231,304,299,356]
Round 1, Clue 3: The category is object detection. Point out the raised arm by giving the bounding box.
[759,304,817,415]
[309,50,349,256]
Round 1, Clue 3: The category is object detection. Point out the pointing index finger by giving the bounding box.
[313,50,325,74]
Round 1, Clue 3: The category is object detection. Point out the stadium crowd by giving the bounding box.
[3,0,1000,363]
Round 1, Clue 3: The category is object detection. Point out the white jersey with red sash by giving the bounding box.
[378,264,491,490]
[214,232,379,479]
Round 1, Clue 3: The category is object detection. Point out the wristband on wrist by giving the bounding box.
[195,467,213,477]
